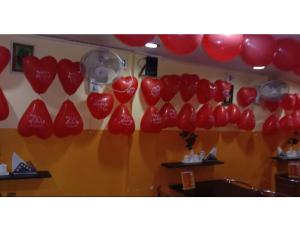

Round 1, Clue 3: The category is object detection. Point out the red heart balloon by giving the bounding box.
[237,87,257,107]
[273,38,300,71]
[57,59,83,95]
[18,99,53,139]
[112,76,138,103]
[237,109,255,131]
[0,46,10,74]
[0,88,9,120]
[240,35,276,67]
[141,106,163,133]
[115,35,155,47]
[159,103,177,128]
[294,94,300,110]
[202,34,244,61]
[262,99,280,112]
[159,34,202,55]
[196,104,214,129]
[23,56,58,94]
[227,104,241,124]
[161,74,181,101]
[279,114,294,132]
[54,100,83,137]
[141,77,163,106]
[292,110,300,131]
[87,93,114,120]
[179,74,199,102]
[108,104,135,135]
[281,94,296,111]
[197,79,216,104]
[177,103,197,131]
[214,80,232,102]
[262,114,280,135]
[214,105,229,127]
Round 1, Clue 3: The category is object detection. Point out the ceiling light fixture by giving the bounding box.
[145,42,158,49]
[253,66,266,70]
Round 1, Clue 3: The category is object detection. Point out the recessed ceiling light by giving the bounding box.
[145,42,158,49]
[253,66,266,70]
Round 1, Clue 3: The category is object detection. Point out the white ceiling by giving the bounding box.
[44,34,300,82]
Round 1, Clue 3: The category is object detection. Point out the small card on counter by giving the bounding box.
[181,170,195,190]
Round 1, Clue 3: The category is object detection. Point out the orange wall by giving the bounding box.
[0,35,294,196]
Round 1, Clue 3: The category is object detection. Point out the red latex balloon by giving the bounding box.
[197,79,216,104]
[214,105,229,127]
[159,103,177,128]
[18,99,53,139]
[179,73,199,102]
[87,93,114,120]
[196,104,214,129]
[294,93,300,110]
[161,74,181,101]
[202,34,244,61]
[240,35,276,67]
[237,87,257,107]
[262,99,280,112]
[273,38,300,71]
[177,103,197,131]
[159,34,202,55]
[0,88,9,120]
[141,106,163,133]
[141,77,163,106]
[227,104,241,124]
[114,35,155,47]
[54,100,83,137]
[281,94,296,111]
[292,110,300,130]
[262,114,280,135]
[279,114,294,132]
[112,76,138,103]
[23,56,58,94]
[108,104,135,135]
[57,59,83,95]
[0,46,10,74]
[214,80,232,102]
[237,109,255,131]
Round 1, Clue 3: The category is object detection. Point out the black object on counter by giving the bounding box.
[161,160,224,169]
[0,171,51,181]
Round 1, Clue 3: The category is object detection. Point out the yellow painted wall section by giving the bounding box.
[0,35,295,196]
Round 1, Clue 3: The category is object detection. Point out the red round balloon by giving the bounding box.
[273,38,300,71]
[54,100,83,137]
[0,46,10,74]
[240,35,276,67]
[197,79,216,104]
[18,99,53,139]
[294,93,300,110]
[23,56,58,94]
[202,34,244,61]
[179,73,199,102]
[141,77,163,106]
[262,114,280,135]
[87,93,114,120]
[112,76,138,103]
[213,105,229,127]
[108,104,135,135]
[159,103,177,128]
[281,94,296,111]
[227,104,241,124]
[177,103,197,131]
[237,87,257,107]
[114,35,155,47]
[292,110,300,131]
[214,80,232,102]
[159,34,202,55]
[0,88,9,121]
[237,109,255,131]
[279,114,294,132]
[262,99,280,112]
[196,104,214,129]
[141,106,163,133]
[57,59,83,95]
[161,74,181,101]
